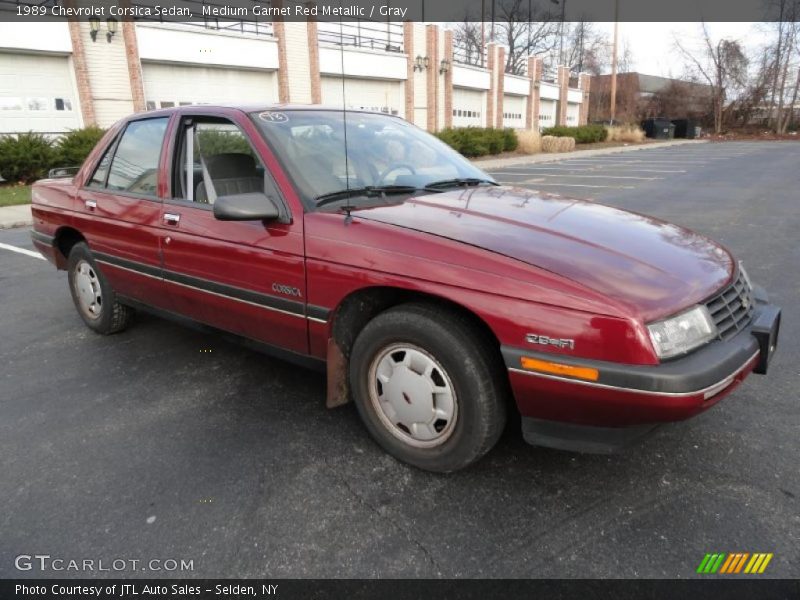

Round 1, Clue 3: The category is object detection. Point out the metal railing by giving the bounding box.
[317,20,403,53]
[130,0,274,36]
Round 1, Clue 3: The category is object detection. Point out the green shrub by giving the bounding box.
[55,126,107,167]
[542,124,608,144]
[196,129,253,156]
[0,132,56,184]
[434,127,513,157]
[502,128,519,152]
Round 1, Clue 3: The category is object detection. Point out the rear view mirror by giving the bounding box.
[213,193,280,221]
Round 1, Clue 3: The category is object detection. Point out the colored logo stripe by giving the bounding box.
[698,553,773,574]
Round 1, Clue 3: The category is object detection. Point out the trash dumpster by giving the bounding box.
[641,118,675,139]
[672,119,696,139]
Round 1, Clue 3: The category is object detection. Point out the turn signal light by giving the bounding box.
[520,357,600,382]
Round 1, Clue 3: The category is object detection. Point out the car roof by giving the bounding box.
[131,103,401,120]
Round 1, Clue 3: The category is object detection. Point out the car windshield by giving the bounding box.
[250,109,494,207]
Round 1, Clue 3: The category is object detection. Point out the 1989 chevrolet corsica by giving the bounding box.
[31,106,781,472]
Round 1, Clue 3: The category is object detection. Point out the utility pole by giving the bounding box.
[558,0,566,66]
[481,0,486,67]
[490,0,495,42]
[609,0,619,123]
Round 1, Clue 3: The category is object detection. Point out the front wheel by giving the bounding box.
[67,242,133,335]
[349,303,507,472]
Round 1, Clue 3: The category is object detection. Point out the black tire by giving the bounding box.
[67,242,133,335]
[349,303,507,472]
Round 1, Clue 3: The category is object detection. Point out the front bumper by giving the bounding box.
[504,301,781,453]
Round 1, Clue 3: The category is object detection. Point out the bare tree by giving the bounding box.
[675,23,749,133]
[730,52,775,127]
[561,21,611,75]
[452,1,558,74]
[452,20,484,67]
[766,1,799,131]
[494,0,560,75]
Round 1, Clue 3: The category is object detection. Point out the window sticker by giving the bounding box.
[259,111,289,124]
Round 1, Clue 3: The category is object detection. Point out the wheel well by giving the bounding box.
[326,286,512,409]
[53,227,85,268]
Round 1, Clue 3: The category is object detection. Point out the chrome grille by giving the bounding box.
[705,271,754,340]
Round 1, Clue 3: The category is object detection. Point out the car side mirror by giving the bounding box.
[212,192,280,222]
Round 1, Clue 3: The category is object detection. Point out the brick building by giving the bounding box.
[0,11,590,136]
[589,72,712,124]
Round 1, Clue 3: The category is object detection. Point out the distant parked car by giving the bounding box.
[30,105,781,471]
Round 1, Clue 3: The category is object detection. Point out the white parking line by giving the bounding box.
[493,172,660,180]
[515,181,636,189]
[0,242,45,260]
[558,160,709,166]
[498,166,687,173]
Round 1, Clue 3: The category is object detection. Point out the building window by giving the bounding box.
[27,97,48,111]
[0,97,22,110]
[54,98,73,111]
[160,101,175,109]
[145,101,156,111]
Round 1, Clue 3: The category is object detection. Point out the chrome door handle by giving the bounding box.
[163,212,181,225]
[85,200,96,210]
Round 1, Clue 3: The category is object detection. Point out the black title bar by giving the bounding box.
[0,0,798,23]
[3,579,800,600]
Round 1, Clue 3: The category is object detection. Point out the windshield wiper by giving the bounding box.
[423,177,498,190]
[315,185,435,208]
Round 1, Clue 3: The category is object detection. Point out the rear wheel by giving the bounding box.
[67,242,133,334]
[349,303,507,472]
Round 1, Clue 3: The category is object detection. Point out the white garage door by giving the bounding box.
[0,52,80,135]
[452,87,485,127]
[321,76,404,118]
[538,99,557,131]
[142,63,278,110]
[502,95,526,129]
[566,102,581,126]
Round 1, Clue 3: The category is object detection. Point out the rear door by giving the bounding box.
[75,117,170,308]
[157,112,308,354]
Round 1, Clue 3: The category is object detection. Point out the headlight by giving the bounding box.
[647,305,717,360]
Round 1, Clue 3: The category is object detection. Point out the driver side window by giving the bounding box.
[174,118,266,205]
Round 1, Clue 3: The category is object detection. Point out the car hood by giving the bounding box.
[352,186,734,321]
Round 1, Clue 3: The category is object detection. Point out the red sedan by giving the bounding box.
[30,106,781,471]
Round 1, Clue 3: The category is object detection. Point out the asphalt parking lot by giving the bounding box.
[1,141,798,579]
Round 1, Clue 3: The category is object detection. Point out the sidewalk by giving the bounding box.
[0,204,32,230]
[475,138,708,170]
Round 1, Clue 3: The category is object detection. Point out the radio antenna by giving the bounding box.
[338,4,352,221]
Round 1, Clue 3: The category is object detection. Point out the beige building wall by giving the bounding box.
[412,23,428,128]
[1,20,589,136]
[78,22,136,127]
[282,22,313,104]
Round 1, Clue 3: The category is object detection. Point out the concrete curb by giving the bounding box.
[0,204,33,230]
[474,139,708,170]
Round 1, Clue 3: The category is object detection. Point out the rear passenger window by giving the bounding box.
[87,143,113,188]
[106,118,168,196]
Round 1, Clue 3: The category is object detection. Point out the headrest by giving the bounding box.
[206,153,256,179]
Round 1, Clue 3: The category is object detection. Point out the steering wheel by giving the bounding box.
[378,163,417,185]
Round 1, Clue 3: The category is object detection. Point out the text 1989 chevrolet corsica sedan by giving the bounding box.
[31,106,781,472]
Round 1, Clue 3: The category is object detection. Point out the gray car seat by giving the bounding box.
[195,153,263,204]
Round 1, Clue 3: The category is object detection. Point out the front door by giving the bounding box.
[158,114,308,354]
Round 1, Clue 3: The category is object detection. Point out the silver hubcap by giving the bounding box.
[74,260,102,319]
[367,344,457,448]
